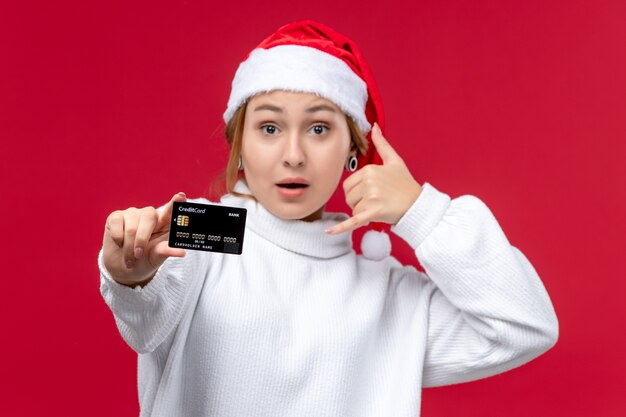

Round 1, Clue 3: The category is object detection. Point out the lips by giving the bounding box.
[275,178,310,198]
[277,183,308,189]
[276,177,310,188]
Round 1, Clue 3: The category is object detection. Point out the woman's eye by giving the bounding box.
[259,124,328,135]
[310,124,329,135]
[260,124,278,135]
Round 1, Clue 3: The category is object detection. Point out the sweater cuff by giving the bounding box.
[390,182,452,250]
[98,248,174,304]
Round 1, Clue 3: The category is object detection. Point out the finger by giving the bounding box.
[157,192,187,231]
[106,211,125,247]
[371,122,400,165]
[342,167,362,197]
[133,207,158,259]
[345,180,366,210]
[122,209,140,268]
[154,240,186,258]
[149,240,186,269]
[325,211,372,235]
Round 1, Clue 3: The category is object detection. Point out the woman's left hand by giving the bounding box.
[326,122,423,235]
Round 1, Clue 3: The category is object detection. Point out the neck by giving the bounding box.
[219,179,353,259]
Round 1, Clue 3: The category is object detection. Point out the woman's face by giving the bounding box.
[241,90,353,222]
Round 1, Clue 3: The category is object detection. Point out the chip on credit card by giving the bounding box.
[168,201,247,255]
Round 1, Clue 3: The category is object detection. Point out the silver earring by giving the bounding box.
[238,156,243,171]
[346,155,358,172]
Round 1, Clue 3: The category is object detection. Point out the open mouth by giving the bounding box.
[276,183,309,189]
[276,183,310,198]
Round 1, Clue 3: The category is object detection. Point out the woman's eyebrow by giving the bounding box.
[305,104,336,113]
[252,104,336,113]
[253,104,283,113]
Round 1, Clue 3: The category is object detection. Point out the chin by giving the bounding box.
[269,205,321,222]
[281,210,315,221]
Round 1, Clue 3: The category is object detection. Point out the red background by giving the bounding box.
[1,0,625,415]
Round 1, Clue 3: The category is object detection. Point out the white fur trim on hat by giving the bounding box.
[223,45,371,135]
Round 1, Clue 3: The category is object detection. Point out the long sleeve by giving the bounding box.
[390,182,559,387]
[98,199,210,355]
[98,249,203,354]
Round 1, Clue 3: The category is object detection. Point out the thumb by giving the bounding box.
[150,240,186,269]
[157,192,187,231]
[371,122,400,165]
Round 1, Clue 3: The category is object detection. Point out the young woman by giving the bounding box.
[99,20,558,417]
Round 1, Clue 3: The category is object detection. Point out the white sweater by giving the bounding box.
[98,179,558,417]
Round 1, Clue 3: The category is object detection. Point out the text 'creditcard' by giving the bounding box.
[168,201,247,255]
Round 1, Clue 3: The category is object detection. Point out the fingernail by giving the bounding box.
[125,260,134,269]
[325,227,336,234]
[134,247,143,259]
[178,192,186,197]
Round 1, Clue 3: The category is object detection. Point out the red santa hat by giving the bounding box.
[223,19,392,261]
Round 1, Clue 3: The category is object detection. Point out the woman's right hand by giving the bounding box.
[102,192,188,287]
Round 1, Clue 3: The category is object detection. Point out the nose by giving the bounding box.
[282,131,305,167]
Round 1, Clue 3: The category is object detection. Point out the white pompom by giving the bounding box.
[361,230,392,261]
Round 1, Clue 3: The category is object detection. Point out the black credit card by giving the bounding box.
[168,201,247,255]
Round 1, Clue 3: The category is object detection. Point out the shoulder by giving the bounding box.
[186,196,219,205]
[356,253,430,286]
[353,254,436,304]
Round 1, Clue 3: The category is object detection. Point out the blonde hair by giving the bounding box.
[212,100,369,202]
